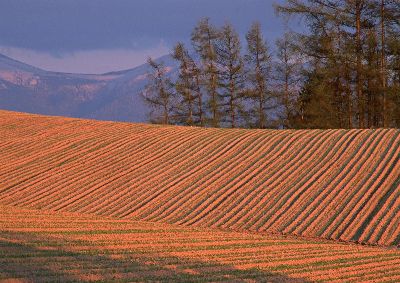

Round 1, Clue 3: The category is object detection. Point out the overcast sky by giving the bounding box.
[0,0,288,74]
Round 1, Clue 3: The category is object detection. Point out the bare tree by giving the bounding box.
[142,58,175,125]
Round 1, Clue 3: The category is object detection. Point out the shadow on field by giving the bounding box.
[0,231,309,282]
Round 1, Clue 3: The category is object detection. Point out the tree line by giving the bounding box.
[143,0,400,129]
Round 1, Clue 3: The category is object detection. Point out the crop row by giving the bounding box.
[1,205,400,282]
[0,110,399,247]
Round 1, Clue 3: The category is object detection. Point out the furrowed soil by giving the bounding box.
[1,205,400,282]
[0,110,399,282]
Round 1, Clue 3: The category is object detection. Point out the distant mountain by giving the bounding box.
[0,53,177,122]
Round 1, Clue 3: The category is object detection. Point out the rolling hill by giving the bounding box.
[2,204,400,282]
[1,110,399,248]
[0,53,177,122]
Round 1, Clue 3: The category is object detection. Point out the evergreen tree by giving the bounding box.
[276,0,400,128]
[216,23,246,128]
[172,43,199,126]
[142,2,400,129]
[294,69,339,129]
[382,0,400,127]
[274,32,302,128]
[245,22,274,129]
[191,18,221,127]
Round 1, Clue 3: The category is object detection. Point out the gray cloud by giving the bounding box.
[0,0,285,53]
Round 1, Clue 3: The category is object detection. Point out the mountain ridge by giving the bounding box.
[0,53,176,122]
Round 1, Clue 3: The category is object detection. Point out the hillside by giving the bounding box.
[2,204,400,282]
[0,53,177,122]
[0,110,399,248]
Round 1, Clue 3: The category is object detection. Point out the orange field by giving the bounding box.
[0,110,399,282]
[1,205,400,282]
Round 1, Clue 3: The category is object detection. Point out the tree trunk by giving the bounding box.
[211,72,218,127]
[188,93,193,126]
[195,74,204,127]
[284,50,290,129]
[207,29,219,128]
[259,91,265,129]
[163,100,169,125]
[381,0,388,127]
[230,76,236,128]
[356,0,365,128]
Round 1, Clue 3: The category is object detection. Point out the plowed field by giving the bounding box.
[1,111,398,247]
[0,110,399,282]
[1,205,400,282]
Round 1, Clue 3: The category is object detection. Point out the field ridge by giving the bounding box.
[0,110,399,248]
[1,204,400,282]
